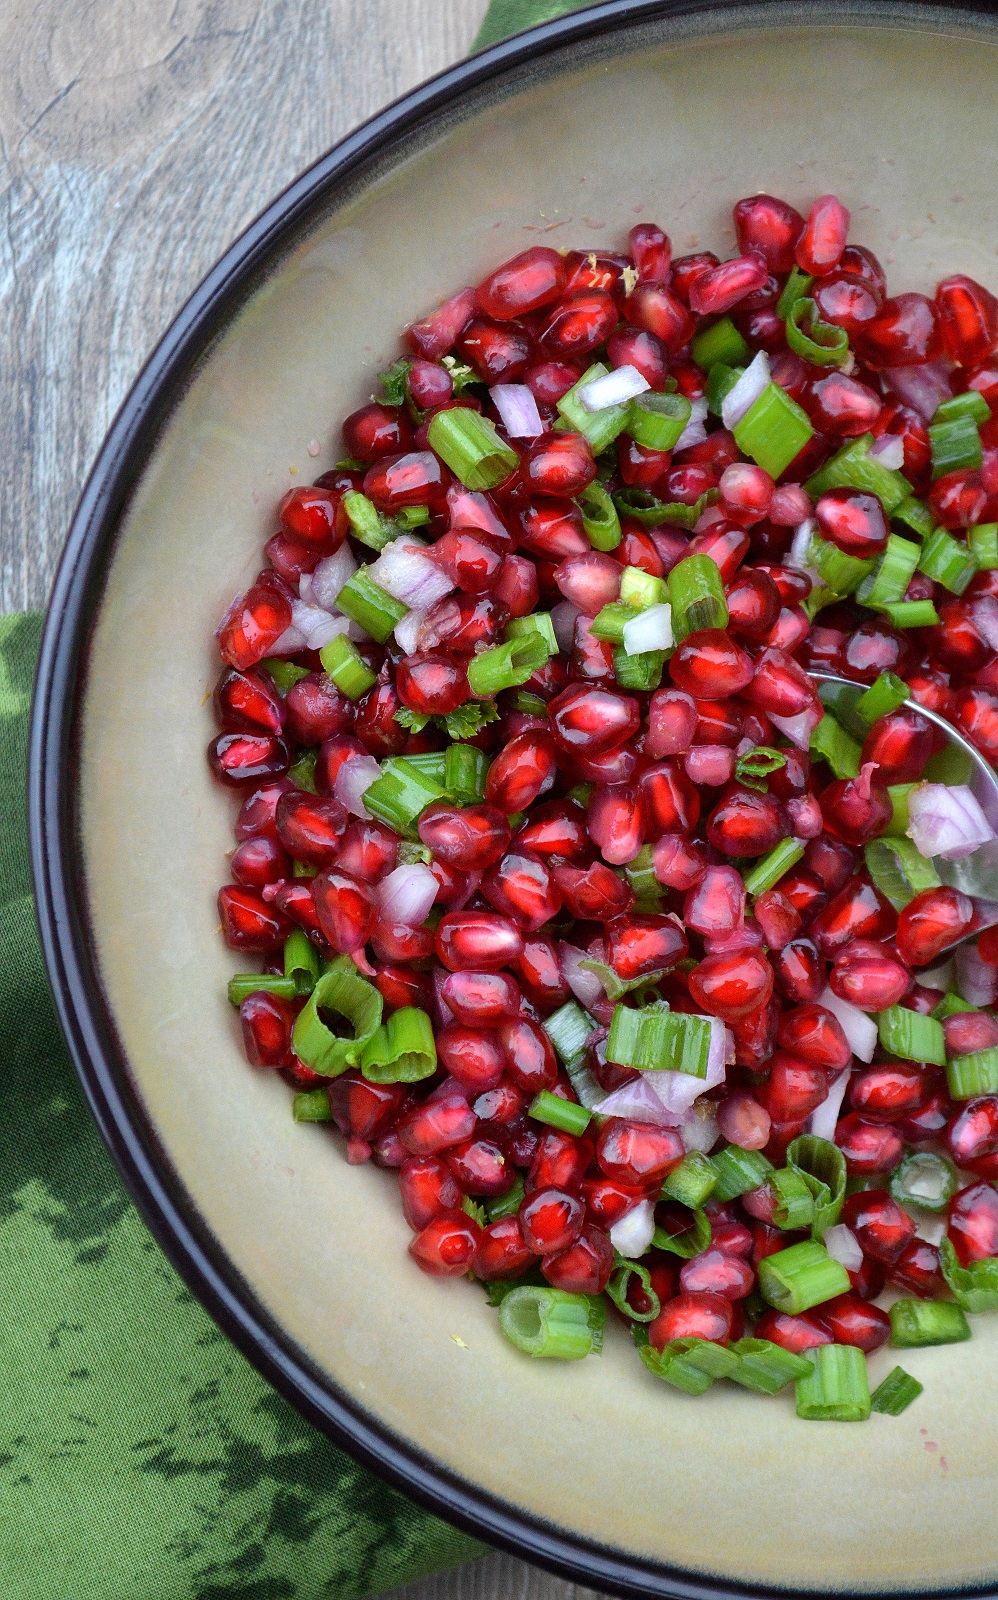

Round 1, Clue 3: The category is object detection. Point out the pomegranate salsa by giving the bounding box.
[211,190,998,1421]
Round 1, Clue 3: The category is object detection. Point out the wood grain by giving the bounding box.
[0,1,610,1595]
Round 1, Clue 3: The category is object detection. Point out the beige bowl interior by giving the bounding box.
[79,7,998,1593]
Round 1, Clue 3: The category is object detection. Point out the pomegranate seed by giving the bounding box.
[520,1188,585,1253]
[679,1249,754,1300]
[436,911,524,973]
[606,914,687,980]
[482,849,562,932]
[758,1052,829,1121]
[552,859,634,921]
[815,488,889,557]
[850,1064,928,1124]
[409,1211,482,1276]
[276,791,348,866]
[209,730,290,785]
[896,886,974,968]
[446,1136,514,1197]
[477,247,566,319]
[859,292,943,368]
[587,783,647,865]
[733,194,803,274]
[538,290,619,359]
[649,1292,734,1349]
[542,1223,614,1295]
[607,325,668,389]
[688,949,774,1021]
[948,1181,998,1264]
[830,941,910,1011]
[809,1293,890,1352]
[859,707,933,785]
[835,1114,904,1176]
[418,803,510,871]
[670,629,754,698]
[717,1090,772,1150]
[890,1238,945,1299]
[217,579,292,670]
[625,282,694,353]
[819,763,892,846]
[936,274,998,367]
[707,787,786,857]
[474,1216,536,1281]
[777,1003,850,1069]
[754,1308,831,1353]
[218,885,290,953]
[689,254,769,316]
[399,1155,463,1230]
[484,731,557,812]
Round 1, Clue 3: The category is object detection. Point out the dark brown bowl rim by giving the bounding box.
[28,2,998,1595]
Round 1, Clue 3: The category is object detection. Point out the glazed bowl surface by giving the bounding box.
[31,3,998,1596]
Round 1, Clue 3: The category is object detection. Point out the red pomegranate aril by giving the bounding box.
[810,877,890,955]
[528,1129,595,1195]
[436,1025,506,1093]
[515,800,589,861]
[409,1210,482,1276]
[418,803,510,871]
[217,580,293,670]
[400,1089,478,1157]
[733,194,803,274]
[859,707,933,786]
[335,819,399,882]
[607,914,688,981]
[524,431,596,498]
[285,674,353,745]
[477,247,566,319]
[552,859,634,921]
[396,652,470,716]
[447,1136,514,1197]
[482,849,561,932]
[689,253,769,316]
[896,886,974,968]
[436,910,524,972]
[520,1187,585,1254]
[841,1189,916,1265]
[231,834,291,889]
[514,936,570,1014]
[239,991,294,1067]
[498,1016,559,1095]
[364,450,448,512]
[810,1293,890,1353]
[779,871,828,921]
[684,866,746,935]
[948,1181,998,1265]
[474,1216,536,1281]
[607,324,669,389]
[652,834,709,891]
[815,487,889,557]
[724,569,781,641]
[754,1308,831,1353]
[640,761,700,836]
[890,1238,945,1299]
[954,686,998,763]
[944,1011,998,1057]
[859,292,943,368]
[263,880,322,940]
[777,1003,850,1069]
[276,791,348,866]
[679,1249,754,1300]
[538,289,619,359]
[555,550,622,616]
[311,867,376,953]
[795,194,849,276]
[707,788,785,858]
[948,1096,998,1170]
[265,532,319,585]
[819,764,892,846]
[542,1223,614,1295]
[688,950,774,1022]
[625,281,694,353]
[587,783,647,865]
[549,682,641,757]
[830,942,910,1011]
[440,971,520,1028]
[835,1114,904,1176]
[375,964,432,1012]
[209,730,290,786]
[235,778,294,841]
[850,1064,928,1124]
[649,1291,733,1350]
[218,885,290,953]
[805,371,883,438]
[753,888,801,950]
[456,314,533,383]
[759,1052,830,1122]
[629,222,672,281]
[342,404,413,465]
[596,1120,684,1186]
[693,698,744,746]
[484,731,557,812]
[399,1155,463,1230]
[717,1090,772,1150]
[686,521,750,582]
[581,1176,651,1228]
[936,274,998,367]
[812,271,883,337]
[215,666,286,736]
[669,629,754,698]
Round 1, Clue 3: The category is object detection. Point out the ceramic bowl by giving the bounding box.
[30,2,998,1595]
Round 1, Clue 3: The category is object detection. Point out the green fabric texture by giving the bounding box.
[2,4,599,1594]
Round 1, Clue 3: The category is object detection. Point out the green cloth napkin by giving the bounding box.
[0,5,598,1596]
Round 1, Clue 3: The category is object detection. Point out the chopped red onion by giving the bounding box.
[786,794,824,839]
[446,484,508,540]
[883,360,952,422]
[956,940,998,1007]
[551,599,581,652]
[609,1199,656,1259]
[805,1067,851,1141]
[907,782,997,861]
[622,602,674,656]
[674,396,709,451]
[675,1099,719,1154]
[592,1076,677,1126]
[580,364,650,411]
[823,1223,863,1272]
[868,433,905,471]
[432,965,457,1030]
[819,984,876,1062]
[333,753,381,819]
[311,545,357,611]
[368,537,453,610]
[769,702,822,749]
[558,943,610,1019]
[378,862,438,927]
[722,350,771,430]
[490,383,544,438]
[393,608,425,654]
[972,595,998,652]
[787,516,818,575]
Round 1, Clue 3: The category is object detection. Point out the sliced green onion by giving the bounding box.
[639,1335,739,1394]
[467,633,551,696]
[444,743,489,805]
[918,526,977,595]
[775,265,815,319]
[335,568,408,643]
[398,505,431,529]
[864,837,941,911]
[360,1005,436,1084]
[870,1366,923,1416]
[579,953,666,1003]
[590,601,639,644]
[769,1167,816,1230]
[661,1151,718,1209]
[947,1046,998,1099]
[362,756,447,835]
[607,1256,661,1323]
[968,521,998,570]
[652,1207,712,1260]
[627,391,692,452]
[487,1174,525,1222]
[577,481,622,550]
[404,751,447,784]
[728,1338,813,1394]
[743,838,805,897]
[612,486,718,530]
[930,412,982,481]
[622,843,663,910]
[733,382,814,478]
[288,747,318,793]
[691,316,751,371]
[342,490,397,552]
[262,659,310,694]
[758,1239,851,1314]
[855,671,910,725]
[543,1001,594,1071]
[807,531,875,596]
[612,644,665,691]
[735,746,787,792]
[292,1088,332,1122]
[607,1004,715,1077]
[704,362,744,418]
[816,678,868,737]
[810,713,862,779]
[711,1146,774,1203]
[933,992,977,1020]
[499,1286,605,1360]
[557,362,632,453]
[786,297,849,367]
[890,1151,958,1213]
[922,740,974,786]
[668,553,728,643]
[795,1344,871,1422]
[890,1297,971,1347]
[319,634,378,699]
[292,956,383,1076]
[939,1237,998,1313]
[857,533,921,608]
[877,1005,946,1066]
[284,929,319,996]
[884,781,917,838]
[881,599,941,628]
[427,408,519,491]
[892,495,936,540]
[227,973,298,1006]
[805,433,910,512]
[293,860,318,879]
[786,1135,847,1238]
[620,565,667,610]
[528,1090,591,1136]
[506,611,558,656]
[935,389,991,426]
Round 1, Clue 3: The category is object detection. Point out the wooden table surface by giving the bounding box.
[0,2,605,1596]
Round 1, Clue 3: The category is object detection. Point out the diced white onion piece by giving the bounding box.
[333,753,382,819]
[311,545,357,611]
[823,1224,863,1273]
[378,862,438,928]
[868,433,905,470]
[592,1077,676,1126]
[956,941,998,1007]
[920,957,956,993]
[676,1099,719,1154]
[368,537,452,611]
[907,782,997,862]
[291,599,347,650]
[644,1017,727,1115]
[806,1067,851,1142]
[393,609,425,654]
[579,364,650,411]
[622,602,674,656]
[788,516,818,575]
[551,599,581,652]
[819,984,876,1063]
[674,396,709,452]
[558,943,606,1011]
[609,1199,656,1259]
[721,350,771,430]
[915,1213,947,1246]
[490,383,544,438]
[770,703,822,749]
[269,623,308,656]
